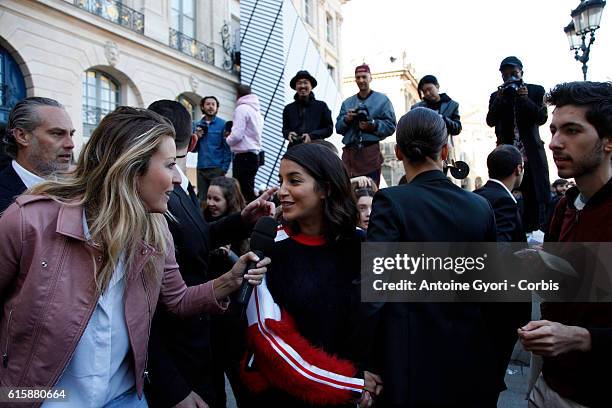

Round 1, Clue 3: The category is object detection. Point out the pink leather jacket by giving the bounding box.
[0,195,227,406]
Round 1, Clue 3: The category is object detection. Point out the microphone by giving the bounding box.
[236,216,277,305]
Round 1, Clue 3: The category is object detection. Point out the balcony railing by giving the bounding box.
[74,0,144,34]
[169,28,215,65]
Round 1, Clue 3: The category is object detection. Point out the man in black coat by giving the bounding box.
[362,108,504,407]
[475,145,526,243]
[474,145,531,401]
[0,163,25,214]
[145,100,275,408]
[486,56,550,233]
[1,97,75,214]
[282,70,333,147]
[411,74,462,137]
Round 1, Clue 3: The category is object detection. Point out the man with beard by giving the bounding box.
[336,64,396,186]
[194,95,231,200]
[0,97,75,214]
[518,81,612,408]
[282,70,333,147]
[486,56,550,232]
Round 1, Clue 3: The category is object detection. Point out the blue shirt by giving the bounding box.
[194,116,232,171]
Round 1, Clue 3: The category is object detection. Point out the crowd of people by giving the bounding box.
[0,55,610,408]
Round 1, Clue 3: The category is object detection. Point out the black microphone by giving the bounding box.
[236,216,277,305]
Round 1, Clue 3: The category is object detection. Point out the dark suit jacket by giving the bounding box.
[0,164,27,214]
[474,180,525,243]
[474,180,530,395]
[362,170,502,407]
[145,183,250,408]
[486,83,550,206]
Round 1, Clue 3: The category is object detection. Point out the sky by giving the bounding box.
[341,0,612,114]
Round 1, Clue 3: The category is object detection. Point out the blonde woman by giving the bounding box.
[0,107,269,407]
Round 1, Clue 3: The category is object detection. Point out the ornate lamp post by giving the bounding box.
[564,0,606,80]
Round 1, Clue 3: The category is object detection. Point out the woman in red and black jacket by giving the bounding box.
[241,143,378,407]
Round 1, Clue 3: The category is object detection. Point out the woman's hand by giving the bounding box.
[241,187,278,224]
[351,176,372,189]
[213,252,270,299]
[229,251,270,287]
[364,371,383,395]
[357,391,373,408]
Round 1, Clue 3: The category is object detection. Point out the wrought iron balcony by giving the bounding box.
[169,28,215,65]
[220,22,240,72]
[74,0,144,34]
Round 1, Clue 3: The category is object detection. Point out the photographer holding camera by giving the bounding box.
[486,56,550,232]
[282,70,333,148]
[336,64,396,186]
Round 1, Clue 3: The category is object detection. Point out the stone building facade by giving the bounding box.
[1,0,241,179]
[290,0,348,85]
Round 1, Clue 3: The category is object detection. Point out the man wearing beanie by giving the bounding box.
[336,63,396,186]
[486,56,550,233]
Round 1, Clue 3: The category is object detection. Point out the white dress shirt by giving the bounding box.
[12,160,43,189]
[176,165,190,194]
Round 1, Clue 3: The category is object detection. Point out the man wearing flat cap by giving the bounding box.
[486,56,550,233]
[336,64,396,186]
[282,70,333,147]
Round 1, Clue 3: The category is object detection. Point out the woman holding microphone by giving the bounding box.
[0,106,269,407]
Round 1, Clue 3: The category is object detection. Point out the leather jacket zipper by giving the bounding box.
[2,308,14,368]
[141,273,153,384]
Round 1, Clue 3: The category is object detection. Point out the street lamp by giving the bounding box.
[564,0,607,80]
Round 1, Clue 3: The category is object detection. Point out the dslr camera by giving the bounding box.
[354,103,370,122]
[289,132,306,145]
[196,121,209,137]
[498,75,524,96]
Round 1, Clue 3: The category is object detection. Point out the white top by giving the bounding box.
[42,212,133,407]
[12,160,43,189]
[488,178,517,204]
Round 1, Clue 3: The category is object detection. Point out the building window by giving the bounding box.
[304,0,314,26]
[327,63,335,81]
[326,13,334,45]
[0,53,4,109]
[177,94,196,120]
[171,0,196,38]
[0,46,26,128]
[82,70,120,138]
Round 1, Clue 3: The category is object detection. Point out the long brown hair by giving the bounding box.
[204,176,246,219]
[30,106,175,292]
